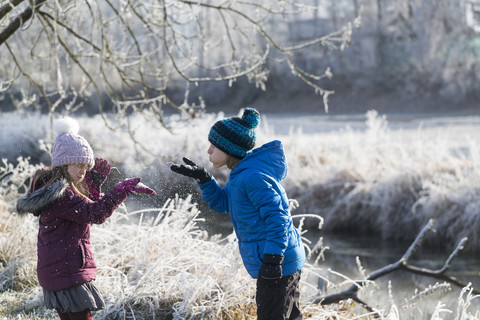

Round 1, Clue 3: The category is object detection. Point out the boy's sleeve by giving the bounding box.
[199,178,229,213]
[246,174,289,256]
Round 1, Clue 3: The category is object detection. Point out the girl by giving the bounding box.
[16,117,156,320]
[170,108,305,320]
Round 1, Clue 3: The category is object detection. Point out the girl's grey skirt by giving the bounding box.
[43,281,105,313]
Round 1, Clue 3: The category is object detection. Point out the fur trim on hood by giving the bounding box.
[16,179,69,216]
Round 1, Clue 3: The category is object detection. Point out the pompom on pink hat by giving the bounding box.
[51,117,94,169]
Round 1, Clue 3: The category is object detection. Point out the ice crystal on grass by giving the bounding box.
[91,196,257,319]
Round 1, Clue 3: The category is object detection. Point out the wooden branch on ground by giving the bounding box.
[314,219,478,309]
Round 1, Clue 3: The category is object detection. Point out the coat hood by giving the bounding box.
[231,140,287,182]
[16,179,68,216]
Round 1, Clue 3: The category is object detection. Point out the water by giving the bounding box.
[263,111,480,134]
[212,214,480,317]
[317,231,480,318]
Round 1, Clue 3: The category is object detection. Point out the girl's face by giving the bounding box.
[208,144,229,168]
[67,163,89,185]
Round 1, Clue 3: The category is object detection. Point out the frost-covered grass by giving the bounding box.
[1,148,480,318]
[2,110,480,252]
[0,158,344,319]
[278,111,480,252]
[0,163,258,319]
[0,195,256,319]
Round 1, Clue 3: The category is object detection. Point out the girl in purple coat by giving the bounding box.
[16,117,156,320]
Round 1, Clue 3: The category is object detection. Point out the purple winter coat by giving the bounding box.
[16,169,128,291]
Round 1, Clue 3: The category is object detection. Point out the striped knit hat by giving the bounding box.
[208,108,261,159]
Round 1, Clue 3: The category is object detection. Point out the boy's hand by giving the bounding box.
[258,254,284,280]
[170,157,212,184]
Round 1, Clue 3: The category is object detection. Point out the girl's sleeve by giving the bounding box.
[55,186,127,224]
[199,178,229,213]
[246,174,289,256]
[84,172,101,201]
[84,171,108,201]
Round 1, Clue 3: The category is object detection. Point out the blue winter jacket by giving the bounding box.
[199,140,306,278]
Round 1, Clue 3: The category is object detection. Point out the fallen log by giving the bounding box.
[314,219,478,311]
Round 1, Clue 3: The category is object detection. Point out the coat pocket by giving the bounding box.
[79,241,87,269]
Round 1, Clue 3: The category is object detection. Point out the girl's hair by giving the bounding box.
[33,165,91,200]
[226,155,241,170]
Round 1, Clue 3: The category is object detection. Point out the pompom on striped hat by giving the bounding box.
[51,117,95,169]
[208,108,261,159]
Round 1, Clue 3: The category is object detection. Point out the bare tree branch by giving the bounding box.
[314,219,478,309]
[176,0,349,101]
[0,0,46,45]
[0,0,357,139]
[0,0,25,20]
[4,41,51,107]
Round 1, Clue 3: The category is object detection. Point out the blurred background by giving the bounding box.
[0,0,479,117]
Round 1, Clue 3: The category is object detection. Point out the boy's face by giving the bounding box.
[208,144,229,168]
[67,163,89,185]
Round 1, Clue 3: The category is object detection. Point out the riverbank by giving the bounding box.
[2,111,480,318]
[2,111,480,253]
[206,79,480,116]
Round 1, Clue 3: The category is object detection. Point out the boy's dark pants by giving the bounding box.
[256,271,302,320]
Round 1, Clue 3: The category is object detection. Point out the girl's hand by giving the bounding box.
[92,158,111,176]
[115,178,157,196]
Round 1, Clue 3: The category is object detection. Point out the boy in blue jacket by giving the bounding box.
[170,108,305,320]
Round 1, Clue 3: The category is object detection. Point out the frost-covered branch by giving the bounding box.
[0,0,358,133]
[0,0,46,45]
[314,219,479,309]
[0,0,25,21]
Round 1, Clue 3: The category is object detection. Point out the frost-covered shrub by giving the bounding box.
[1,130,480,319]
[2,110,480,252]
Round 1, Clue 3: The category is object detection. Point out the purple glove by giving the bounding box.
[92,158,111,176]
[114,178,157,196]
[86,158,111,186]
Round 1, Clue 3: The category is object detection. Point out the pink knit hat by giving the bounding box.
[51,117,95,169]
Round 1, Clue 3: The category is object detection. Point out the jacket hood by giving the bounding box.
[16,179,68,216]
[231,140,287,182]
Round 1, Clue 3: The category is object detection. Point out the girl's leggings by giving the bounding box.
[56,309,93,320]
